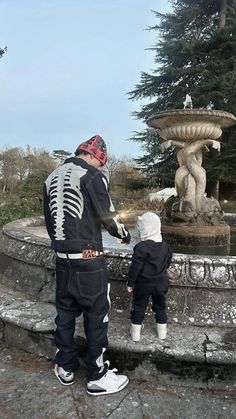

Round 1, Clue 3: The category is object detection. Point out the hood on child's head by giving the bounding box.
[137,212,162,242]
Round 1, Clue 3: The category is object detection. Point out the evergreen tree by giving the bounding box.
[129,0,236,188]
[0,47,7,59]
[53,149,72,165]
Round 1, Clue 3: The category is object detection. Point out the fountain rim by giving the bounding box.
[2,216,236,262]
[147,109,236,130]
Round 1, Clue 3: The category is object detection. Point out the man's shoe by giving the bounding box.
[87,368,129,396]
[54,364,75,386]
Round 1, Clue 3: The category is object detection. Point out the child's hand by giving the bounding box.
[127,286,133,293]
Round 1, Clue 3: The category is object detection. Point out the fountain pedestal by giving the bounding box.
[162,223,230,246]
[147,109,236,245]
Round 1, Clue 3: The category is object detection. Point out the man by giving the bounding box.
[43,134,131,395]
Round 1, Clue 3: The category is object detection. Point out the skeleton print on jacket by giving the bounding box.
[43,157,130,253]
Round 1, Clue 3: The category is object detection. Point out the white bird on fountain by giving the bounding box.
[183,94,193,109]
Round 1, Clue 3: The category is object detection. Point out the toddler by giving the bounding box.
[127,212,172,341]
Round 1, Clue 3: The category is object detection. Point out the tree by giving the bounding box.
[53,149,72,165]
[0,46,7,60]
[0,146,56,194]
[104,154,120,185]
[20,169,52,206]
[109,158,147,203]
[0,147,25,193]
[129,0,236,189]
[32,149,57,172]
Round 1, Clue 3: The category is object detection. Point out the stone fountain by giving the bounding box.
[0,101,235,370]
[147,105,236,245]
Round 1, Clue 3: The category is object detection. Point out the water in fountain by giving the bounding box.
[102,228,236,256]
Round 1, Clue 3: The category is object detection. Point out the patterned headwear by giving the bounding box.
[75,135,108,166]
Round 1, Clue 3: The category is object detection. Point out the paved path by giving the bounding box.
[0,342,236,419]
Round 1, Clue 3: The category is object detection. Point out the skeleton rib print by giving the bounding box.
[45,163,87,240]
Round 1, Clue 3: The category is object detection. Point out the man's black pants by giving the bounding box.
[54,255,110,381]
[130,283,168,325]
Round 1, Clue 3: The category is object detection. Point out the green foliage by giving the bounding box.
[20,169,51,200]
[129,0,236,185]
[123,177,147,190]
[220,199,236,212]
[0,168,51,228]
[0,195,42,227]
[0,146,56,195]
[130,129,178,186]
[115,196,165,213]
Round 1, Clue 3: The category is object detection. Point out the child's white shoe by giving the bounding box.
[130,323,142,342]
[157,323,167,340]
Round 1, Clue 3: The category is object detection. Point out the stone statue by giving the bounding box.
[147,108,236,243]
[161,138,222,222]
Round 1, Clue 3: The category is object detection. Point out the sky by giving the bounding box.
[0,0,171,159]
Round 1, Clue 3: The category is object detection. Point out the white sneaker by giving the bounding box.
[54,364,75,386]
[87,368,129,396]
[157,323,167,340]
[130,323,142,342]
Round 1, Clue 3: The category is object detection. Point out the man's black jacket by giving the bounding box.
[43,157,130,253]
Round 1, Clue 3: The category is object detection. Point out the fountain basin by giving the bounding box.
[0,216,235,328]
[162,223,230,246]
[147,109,236,141]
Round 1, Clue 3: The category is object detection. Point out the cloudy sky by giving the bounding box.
[0,0,171,158]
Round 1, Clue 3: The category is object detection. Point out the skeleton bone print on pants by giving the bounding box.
[45,163,87,240]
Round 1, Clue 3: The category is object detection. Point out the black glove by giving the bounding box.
[121,232,131,244]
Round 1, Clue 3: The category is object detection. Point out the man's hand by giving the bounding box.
[121,232,131,244]
[127,286,133,293]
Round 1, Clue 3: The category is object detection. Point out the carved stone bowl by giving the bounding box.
[147,109,236,142]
